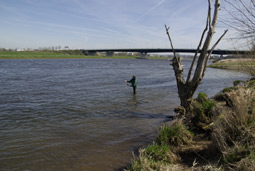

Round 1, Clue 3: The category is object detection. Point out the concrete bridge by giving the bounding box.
[81,48,251,58]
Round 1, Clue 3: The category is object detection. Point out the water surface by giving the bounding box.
[0,59,249,170]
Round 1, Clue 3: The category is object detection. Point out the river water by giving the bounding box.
[0,59,249,171]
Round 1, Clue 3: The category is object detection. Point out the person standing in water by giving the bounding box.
[126,75,137,94]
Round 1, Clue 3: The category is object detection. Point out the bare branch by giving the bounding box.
[212,0,220,28]
[165,24,185,87]
[210,30,228,53]
[165,25,177,60]
[238,0,255,24]
[223,0,255,40]
[186,0,211,83]
[166,0,225,111]
[209,0,212,28]
[192,0,221,84]
[202,29,228,77]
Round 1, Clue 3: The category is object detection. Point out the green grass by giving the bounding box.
[210,62,255,67]
[225,146,249,163]
[157,124,193,146]
[0,51,139,59]
[196,92,209,103]
[196,92,215,116]
[247,79,255,87]
[222,86,237,93]
[209,61,255,70]
[233,80,244,86]
[147,56,172,60]
[144,143,172,162]
[127,122,192,171]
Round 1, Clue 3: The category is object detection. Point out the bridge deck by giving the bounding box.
[82,48,252,55]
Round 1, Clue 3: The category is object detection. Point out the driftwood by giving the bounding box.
[165,0,228,113]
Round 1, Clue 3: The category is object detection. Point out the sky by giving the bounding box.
[0,0,241,50]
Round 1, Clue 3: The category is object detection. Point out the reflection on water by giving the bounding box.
[0,59,250,170]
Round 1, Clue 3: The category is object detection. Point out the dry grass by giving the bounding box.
[126,79,255,171]
[157,119,194,147]
[212,80,255,170]
[128,150,173,171]
[210,58,255,76]
[126,119,193,171]
[238,58,255,76]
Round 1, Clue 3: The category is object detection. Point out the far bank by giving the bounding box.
[209,58,255,76]
[0,51,174,60]
[0,51,138,59]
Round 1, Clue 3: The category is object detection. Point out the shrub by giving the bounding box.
[127,156,170,171]
[224,146,255,171]
[222,86,237,93]
[233,80,244,86]
[239,58,255,77]
[195,92,216,117]
[196,92,208,103]
[225,146,250,163]
[202,100,216,116]
[157,122,193,147]
[189,92,216,132]
[59,50,84,55]
[191,102,212,132]
[144,143,171,162]
[214,92,225,101]
[233,157,255,171]
[127,145,177,171]
[247,79,255,88]
[212,82,255,169]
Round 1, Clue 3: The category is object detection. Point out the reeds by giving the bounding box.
[126,79,255,171]
[212,80,255,170]
[126,120,192,171]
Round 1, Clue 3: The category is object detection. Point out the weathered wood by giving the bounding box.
[187,0,211,83]
[165,0,227,113]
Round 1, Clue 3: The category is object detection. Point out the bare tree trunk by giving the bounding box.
[166,0,227,113]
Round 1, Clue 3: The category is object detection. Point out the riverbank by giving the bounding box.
[125,78,255,170]
[0,51,139,59]
[209,58,255,75]
[0,51,172,60]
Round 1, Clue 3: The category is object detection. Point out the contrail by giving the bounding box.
[135,0,166,22]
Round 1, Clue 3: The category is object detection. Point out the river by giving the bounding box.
[0,59,249,171]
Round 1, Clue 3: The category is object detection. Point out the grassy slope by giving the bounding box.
[209,58,255,76]
[126,79,255,171]
[209,58,255,68]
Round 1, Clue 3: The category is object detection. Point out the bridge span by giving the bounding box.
[81,48,251,58]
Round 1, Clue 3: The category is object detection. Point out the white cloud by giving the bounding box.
[0,0,236,49]
[135,0,166,22]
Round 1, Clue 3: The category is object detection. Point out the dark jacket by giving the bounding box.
[127,78,137,87]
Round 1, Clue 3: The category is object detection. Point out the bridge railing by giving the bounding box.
[82,48,253,58]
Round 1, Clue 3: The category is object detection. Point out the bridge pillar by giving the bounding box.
[81,50,87,55]
[87,51,97,56]
[106,51,114,57]
[220,54,224,59]
[140,52,148,59]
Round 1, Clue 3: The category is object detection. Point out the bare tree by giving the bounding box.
[165,0,228,113]
[222,0,255,76]
[222,0,255,45]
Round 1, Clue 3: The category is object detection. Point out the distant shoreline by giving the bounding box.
[209,58,255,73]
[0,51,140,59]
[0,51,172,60]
